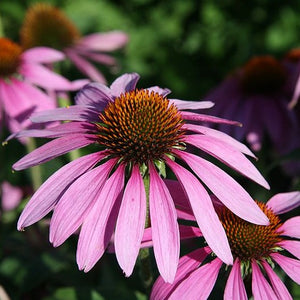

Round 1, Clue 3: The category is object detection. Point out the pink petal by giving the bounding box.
[30,106,99,123]
[267,192,300,214]
[169,258,223,300]
[1,182,22,211]
[224,258,247,300]
[77,31,128,51]
[150,247,211,300]
[13,134,96,170]
[21,63,73,90]
[181,111,242,126]
[65,49,107,83]
[182,123,255,158]
[169,99,214,110]
[271,252,300,284]
[17,152,105,230]
[174,150,269,225]
[50,159,116,246]
[110,73,140,98]
[280,216,300,238]
[22,47,65,63]
[77,165,125,272]
[78,51,117,66]
[184,135,270,189]
[251,260,278,300]
[114,164,146,277]
[279,240,300,260]
[147,86,171,97]
[149,163,180,283]
[262,260,293,300]
[166,157,233,265]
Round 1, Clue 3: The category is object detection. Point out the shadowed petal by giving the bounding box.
[169,258,223,300]
[280,216,300,238]
[279,240,300,260]
[77,165,125,272]
[174,149,269,225]
[224,258,247,300]
[22,47,65,63]
[17,152,105,230]
[149,163,180,283]
[13,134,96,170]
[262,260,293,300]
[267,192,300,214]
[185,135,269,189]
[252,260,278,300]
[50,159,117,246]
[166,157,233,265]
[170,99,214,110]
[115,164,146,277]
[271,253,300,284]
[150,247,211,300]
[110,73,140,97]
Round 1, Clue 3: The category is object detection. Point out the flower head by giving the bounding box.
[12,73,270,282]
[20,3,128,83]
[151,190,300,299]
[0,37,86,134]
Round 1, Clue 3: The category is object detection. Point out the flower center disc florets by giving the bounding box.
[241,56,287,94]
[0,38,22,78]
[218,202,282,262]
[20,3,80,50]
[97,89,184,164]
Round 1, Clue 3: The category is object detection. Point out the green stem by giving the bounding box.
[138,173,153,290]
[0,15,4,38]
[26,138,42,191]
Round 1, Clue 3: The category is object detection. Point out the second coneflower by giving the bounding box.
[12,73,270,283]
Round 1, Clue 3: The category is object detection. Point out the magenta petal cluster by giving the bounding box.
[13,73,270,283]
[151,191,300,299]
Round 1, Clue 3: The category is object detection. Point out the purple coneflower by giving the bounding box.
[205,55,299,154]
[151,189,300,299]
[0,37,84,133]
[20,3,128,84]
[12,73,269,282]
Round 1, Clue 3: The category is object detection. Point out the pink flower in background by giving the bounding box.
[12,73,269,283]
[205,55,300,155]
[20,3,128,84]
[0,37,86,134]
[151,189,300,299]
[1,181,23,212]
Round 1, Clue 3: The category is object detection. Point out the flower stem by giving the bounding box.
[26,138,42,191]
[138,173,153,290]
[0,15,4,38]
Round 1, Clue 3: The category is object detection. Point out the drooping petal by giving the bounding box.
[262,260,293,300]
[173,150,269,225]
[150,247,211,300]
[17,152,105,230]
[166,157,233,265]
[184,135,270,189]
[169,258,223,300]
[270,253,300,284]
[77,165,125,272]
[182,123,256,158]
[75,82,112,108]
[77,51,116,66]
[181,111,242,126]
[280,216,300,238]
[169,99,214,110]
[149,163,180,283]
[77,31,128,51]
[22,47,65,63]
[224,258,247,300]
[279,240,300,260]
[50,159,117,247]
[30,106,99,123]
[115,164,146,277]
[13,134,96,170]
[110,73,140,98]
[1,182,22,211]
[266,192,300,214]
[251,260,278,300]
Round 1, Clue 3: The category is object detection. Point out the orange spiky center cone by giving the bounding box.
[96,89,185,164]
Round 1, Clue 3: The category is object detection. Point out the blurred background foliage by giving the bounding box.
[0,0,300,299]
